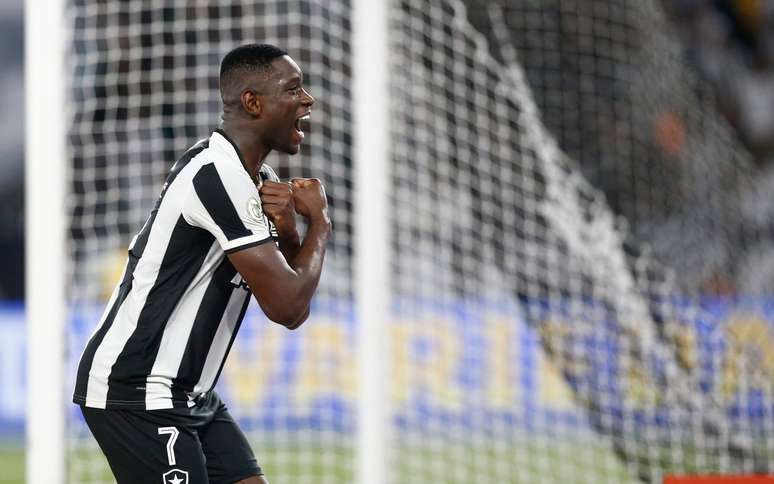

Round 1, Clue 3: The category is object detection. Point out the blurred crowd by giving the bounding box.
[665,0,774,294]
[667,0,774,163]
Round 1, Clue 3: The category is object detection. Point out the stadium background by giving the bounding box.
[6,0,774,483]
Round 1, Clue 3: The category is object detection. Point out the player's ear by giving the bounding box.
[241,89,262,117]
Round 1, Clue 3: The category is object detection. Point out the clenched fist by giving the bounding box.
[258,180,296,234]
[290,178,328,221]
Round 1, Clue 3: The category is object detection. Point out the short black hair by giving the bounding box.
[219,43,288,96]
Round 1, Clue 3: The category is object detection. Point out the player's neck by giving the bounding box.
[218,122,270,177]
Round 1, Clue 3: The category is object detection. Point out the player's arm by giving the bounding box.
[228,178,331,328]
[255,179,308,327]
[183,164,328,329]
[257,180,302,263]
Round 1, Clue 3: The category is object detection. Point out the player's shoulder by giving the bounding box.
[191,134,246,175]
[178,131,261,193]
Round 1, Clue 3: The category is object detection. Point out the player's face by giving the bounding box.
[261,56,315,155]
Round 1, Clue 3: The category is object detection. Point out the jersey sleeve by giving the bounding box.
[182,162,272,253]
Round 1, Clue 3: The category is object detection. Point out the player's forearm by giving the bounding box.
[288,213,330,295]
[269,213,302,263]
[276,228,302,263]
[266,214,330,327]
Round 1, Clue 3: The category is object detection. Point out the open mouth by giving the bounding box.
[294,112,311,138]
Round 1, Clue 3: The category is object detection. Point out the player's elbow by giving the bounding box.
[283,319,304,330]
[261,301,308,329]
[248,277,312,329]
[284,307,310,330]
[269,314,306,330]
[264,309,300,328]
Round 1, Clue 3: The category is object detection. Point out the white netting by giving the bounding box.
[388,0,773,481]
[64,0,774,483]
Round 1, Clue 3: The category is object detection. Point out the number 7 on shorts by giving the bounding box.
[158,427,180,466]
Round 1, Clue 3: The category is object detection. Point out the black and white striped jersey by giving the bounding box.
[73,129,280,410]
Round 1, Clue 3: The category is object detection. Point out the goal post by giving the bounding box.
[24,0,68,482]
[352,1,391,484]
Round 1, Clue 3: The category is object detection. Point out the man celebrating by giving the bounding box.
[73,44,330,484]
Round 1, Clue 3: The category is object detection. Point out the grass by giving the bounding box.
[8,436,764,483]
[0,445,24,484]
[1,436,639,484]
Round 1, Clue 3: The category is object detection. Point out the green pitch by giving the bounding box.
[3,438,638,484]
[9,438,759,483]
[0,445,24,484]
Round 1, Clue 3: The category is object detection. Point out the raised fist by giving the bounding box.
[290,178,328,219]
[259,180,295,233]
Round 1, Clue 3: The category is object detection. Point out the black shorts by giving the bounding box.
[80,391,262,484]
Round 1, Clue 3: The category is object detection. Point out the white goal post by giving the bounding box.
[25,0,68,482]
[352,1,390,484]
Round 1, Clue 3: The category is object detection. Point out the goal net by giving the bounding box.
[58,0,774,483]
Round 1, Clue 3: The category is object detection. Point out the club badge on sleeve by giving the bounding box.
[247,197,263,221]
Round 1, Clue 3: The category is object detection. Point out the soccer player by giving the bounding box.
[72,44,329,484]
